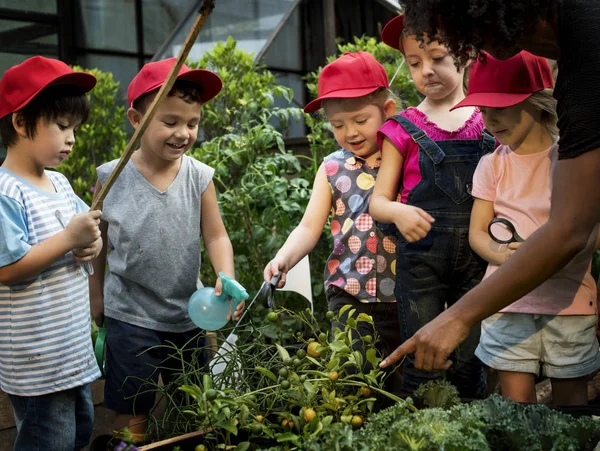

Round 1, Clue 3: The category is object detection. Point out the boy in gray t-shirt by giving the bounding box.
[89,58,244,446]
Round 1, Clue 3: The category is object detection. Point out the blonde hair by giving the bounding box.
[525,88,558,136]
[320,87,397,118]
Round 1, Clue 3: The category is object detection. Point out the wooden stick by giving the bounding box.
[90,0,216,211]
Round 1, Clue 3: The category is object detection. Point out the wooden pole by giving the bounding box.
[91,0,216,211]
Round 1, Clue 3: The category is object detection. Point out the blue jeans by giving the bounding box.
[8,384,94,451]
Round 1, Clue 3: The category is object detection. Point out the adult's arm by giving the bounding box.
[381,147,600,370]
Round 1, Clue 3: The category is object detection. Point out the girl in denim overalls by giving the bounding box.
[371,15,494,398]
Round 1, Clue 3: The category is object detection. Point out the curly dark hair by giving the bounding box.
[400,0,557,66]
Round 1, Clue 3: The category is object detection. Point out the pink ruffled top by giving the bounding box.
[377,107,485,203]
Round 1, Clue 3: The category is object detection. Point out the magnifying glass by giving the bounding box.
[488,218,524,245]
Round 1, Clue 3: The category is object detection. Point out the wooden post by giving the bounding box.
[323,0,336,57]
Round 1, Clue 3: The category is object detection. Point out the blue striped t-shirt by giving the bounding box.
[0,168,100,396]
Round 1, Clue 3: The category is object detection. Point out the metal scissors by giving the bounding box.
[488,218,524,245]
[55,210,95,277]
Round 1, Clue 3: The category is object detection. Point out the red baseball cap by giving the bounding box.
[381,15,405,52]
[304,52,389,114]
[128,58,222,108]
[0,56,97,119]
[451,51,554,111]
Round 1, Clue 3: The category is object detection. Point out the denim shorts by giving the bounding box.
[476,312,600,378]
[8,383,93,451]
[103,317,207,415]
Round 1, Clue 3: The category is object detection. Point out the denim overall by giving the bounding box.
[390,115,496,398]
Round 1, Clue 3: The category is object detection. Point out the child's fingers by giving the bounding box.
[417,208,435,223]
[508,242,522,251]
[278,272,287,288]
[214,277,223,297]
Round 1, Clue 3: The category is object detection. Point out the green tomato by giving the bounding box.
[266,311,279,322]
[279,367,289,378]
[325,311,335,320]
[250,423,262,435]
[296,349,306,359]
[293,358,302,368]
[205,389,218,401]
[197,410,207,420]
[299,374,307,383]
[318,332,327,342]
[280,380,291,390]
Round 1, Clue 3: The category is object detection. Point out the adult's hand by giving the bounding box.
[380,310,470,371]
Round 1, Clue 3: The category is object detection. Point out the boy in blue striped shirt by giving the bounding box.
[0,56,103,451]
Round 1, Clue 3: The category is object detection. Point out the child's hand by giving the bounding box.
[264,257,288,288]
[502,242,522,263]
[64,210,102,248]
[395,205,435,242]
[73,237,103,262]
[230,300,245,321]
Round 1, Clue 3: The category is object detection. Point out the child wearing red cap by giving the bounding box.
[0,56,102,450]
[455,51,600,405]
[370,15,494,398]
[263,52,402,393]
[89,58,243,445]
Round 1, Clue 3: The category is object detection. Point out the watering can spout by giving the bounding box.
[188,273,249,331]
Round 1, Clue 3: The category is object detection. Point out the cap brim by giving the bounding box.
[450,92,533,111]
[381,15,404,52]
[179,69,223,103]
[303,87,381,113]
[10,71,97,115]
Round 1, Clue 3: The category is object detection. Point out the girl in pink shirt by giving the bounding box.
[371,15,494,398]
[457,51,600,405]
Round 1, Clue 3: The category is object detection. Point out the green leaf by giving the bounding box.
[276,432,300,443]
[236,442,250,451]
[255,366,277,382]
[203,374,213,391]
[338,304,353,318]
[329,340,348,352]
[366,348,380,367]
[216,420,238,435]
[178,385,204,401]
[275,343,291,362]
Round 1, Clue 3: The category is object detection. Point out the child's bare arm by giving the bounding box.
[201,181,235,281]
[370,137,434,242]
[263,164,332,287]
[469,198,518,266]
[0,210,101,285]
[89,194,108,326]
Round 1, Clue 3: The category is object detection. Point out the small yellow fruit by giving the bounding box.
[328,371,339,381]
[360,387,372,397]
[303,407,316,422]
[307,342,321,357]
[254,415,264,423]
[351,415,364,428]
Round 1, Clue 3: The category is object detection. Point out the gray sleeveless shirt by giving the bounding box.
[96,154,214,332]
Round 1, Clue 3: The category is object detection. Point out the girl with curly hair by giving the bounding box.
[370,15,495,398]
[380,0,600,375]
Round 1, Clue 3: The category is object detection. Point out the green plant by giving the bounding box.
[145,307,406,448]
[57,67,128,204]
[187,39,310,307]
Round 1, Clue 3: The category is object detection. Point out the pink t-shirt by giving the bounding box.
[377,107,485,203]
[472,143,596,315]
